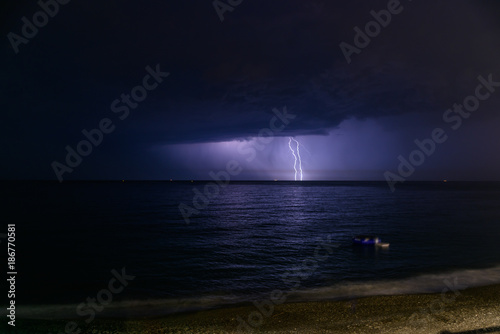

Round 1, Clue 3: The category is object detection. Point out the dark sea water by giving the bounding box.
[3,181,500,319]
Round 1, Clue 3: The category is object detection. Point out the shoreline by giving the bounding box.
[11,284,500,333]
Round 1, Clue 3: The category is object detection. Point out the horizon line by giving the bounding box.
[2,179,500,183]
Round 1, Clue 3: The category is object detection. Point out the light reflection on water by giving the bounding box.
[5,181,500,315]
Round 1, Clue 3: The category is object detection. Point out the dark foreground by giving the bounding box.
[7,284,500,334]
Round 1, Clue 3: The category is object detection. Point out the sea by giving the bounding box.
[3,180,500,319]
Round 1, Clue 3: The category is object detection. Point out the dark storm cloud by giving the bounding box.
[2,0,500,179]
[129,0,500,144]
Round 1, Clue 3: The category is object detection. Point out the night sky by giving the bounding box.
[2,0,500,181]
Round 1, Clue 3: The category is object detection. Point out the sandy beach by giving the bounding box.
[11,284,500,334]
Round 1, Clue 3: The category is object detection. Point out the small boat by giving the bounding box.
[352,235,389,248]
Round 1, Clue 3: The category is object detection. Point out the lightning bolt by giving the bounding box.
[288,137,298,181]
[288,137,303,181]
[294,138,303,181]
